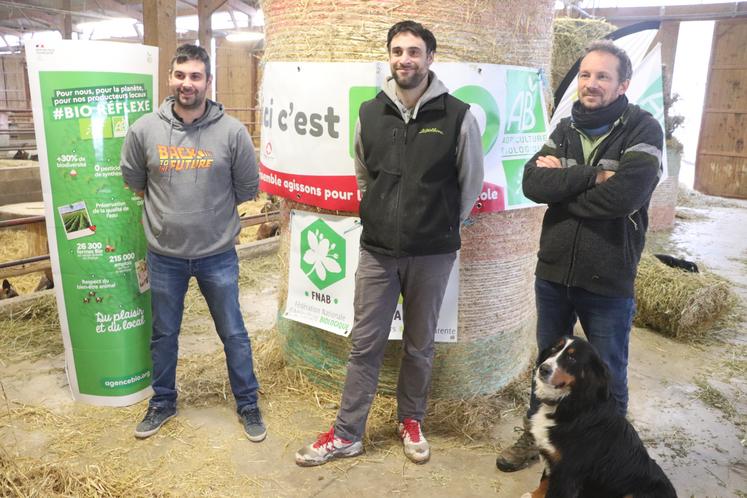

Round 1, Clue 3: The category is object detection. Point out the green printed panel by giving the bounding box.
[39,71,154,397]
[503,158,532,206]
[348,86,378,158]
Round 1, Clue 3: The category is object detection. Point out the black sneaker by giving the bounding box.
[134,405,176,439]
[238,405,267,442]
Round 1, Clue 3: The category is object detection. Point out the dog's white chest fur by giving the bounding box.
[531,404,557,455]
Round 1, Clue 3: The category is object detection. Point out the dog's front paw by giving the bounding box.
[520,494,532,498]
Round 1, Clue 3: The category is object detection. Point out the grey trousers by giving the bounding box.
[334,248,456,442]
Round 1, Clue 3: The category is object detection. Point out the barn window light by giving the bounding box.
[225,31,264,42]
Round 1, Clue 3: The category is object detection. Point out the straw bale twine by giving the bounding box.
[550,18,616,91]
[264,0,555,398]
[634,253,734,340]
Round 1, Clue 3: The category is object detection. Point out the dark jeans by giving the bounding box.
[147,248,260,413]
[528,278,635,417]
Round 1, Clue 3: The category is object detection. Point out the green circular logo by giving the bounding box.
[453,85,500,154]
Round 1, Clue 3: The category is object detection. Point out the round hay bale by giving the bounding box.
[551,18,616,91]
[634,253,733,340]
[263,0,556,398]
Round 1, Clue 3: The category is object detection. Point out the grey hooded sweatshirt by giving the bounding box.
[120,96,258,259]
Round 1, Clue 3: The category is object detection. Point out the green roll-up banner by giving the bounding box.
[26,41,158,406]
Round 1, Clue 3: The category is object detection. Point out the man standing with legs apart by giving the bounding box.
[295,20,484,466]
[496,40,663,472]
[120,44,266,442]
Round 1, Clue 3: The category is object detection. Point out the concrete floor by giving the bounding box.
[1,191,745,497]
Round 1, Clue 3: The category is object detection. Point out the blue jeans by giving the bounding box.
[147,248,259,412]
[528,278,635,416]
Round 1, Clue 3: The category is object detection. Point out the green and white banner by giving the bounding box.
[260,62,549,213]
[284,210,458,342]
[26,41,158,406]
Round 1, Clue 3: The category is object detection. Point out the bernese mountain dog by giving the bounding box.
[522,336,677,498]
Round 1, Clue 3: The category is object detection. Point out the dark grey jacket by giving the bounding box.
[523,104,663,297]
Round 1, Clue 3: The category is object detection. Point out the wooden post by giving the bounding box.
[62,0,73,39]
[649,20,680,99]
[198,0,227,100]
[143,0,177,105]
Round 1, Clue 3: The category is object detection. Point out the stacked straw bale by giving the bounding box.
[550,18,616,91]
[263,0,556,397]
[634,252,733,340]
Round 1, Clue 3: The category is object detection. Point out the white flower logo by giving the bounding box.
[302,229,342,281]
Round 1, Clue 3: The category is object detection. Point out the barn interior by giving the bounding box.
[0,1,745,497]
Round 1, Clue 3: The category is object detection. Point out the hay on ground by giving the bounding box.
[0,446,169,498]
[0,294,61,362]
[634,253,735,340]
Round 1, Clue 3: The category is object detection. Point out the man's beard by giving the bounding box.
[175,89,205,110]
[391,66,428,90]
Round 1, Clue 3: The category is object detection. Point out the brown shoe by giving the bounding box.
[496,416,539,472]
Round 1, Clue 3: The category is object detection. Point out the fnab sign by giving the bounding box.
[259,62,548,213]
[284,211,459,342]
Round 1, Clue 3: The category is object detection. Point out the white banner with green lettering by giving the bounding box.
[260,62,549,213]
[284,210,459,342]
[26,41,158,406]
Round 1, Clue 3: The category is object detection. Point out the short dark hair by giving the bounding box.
[386,20,436,54]
[170,43,211,79]
[583,40,632,82]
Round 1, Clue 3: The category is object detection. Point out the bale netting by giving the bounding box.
[264,0,555,398]
[634,252,735,340]
[551,17,616,91]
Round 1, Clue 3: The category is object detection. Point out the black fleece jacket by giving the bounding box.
[523,104,663,298]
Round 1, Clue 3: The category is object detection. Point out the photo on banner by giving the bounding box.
[26,41,158,407]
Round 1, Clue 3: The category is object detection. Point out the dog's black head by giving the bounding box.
[534,336,610,407]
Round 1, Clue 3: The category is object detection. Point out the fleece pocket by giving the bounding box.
[159,208,220,250]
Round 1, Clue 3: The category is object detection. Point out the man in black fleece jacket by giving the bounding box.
[497,40,663,472]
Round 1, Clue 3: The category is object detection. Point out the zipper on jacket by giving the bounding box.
[565,220,583,286]
[394,124,406,256]
[628,211,639,231]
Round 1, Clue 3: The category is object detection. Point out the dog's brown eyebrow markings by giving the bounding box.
[567,347,575,354]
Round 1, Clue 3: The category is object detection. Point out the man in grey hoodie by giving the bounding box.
[120,44,265,442]
[295,20,484,467]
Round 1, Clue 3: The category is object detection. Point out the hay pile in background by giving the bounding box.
[0,229,46,294]
[634,252,736,340]
[551,18,616,92]
[0,295,61,363]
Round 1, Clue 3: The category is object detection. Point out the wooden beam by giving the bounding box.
[649,20,680,99]
[92,0,144,21]
[12,7,63,32]
[226,0,257,19]
[63,0,73,39]
[143,0,177,105]
[572,2,747,24]
[198,0,227,50]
